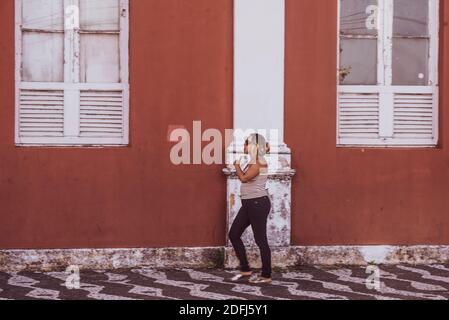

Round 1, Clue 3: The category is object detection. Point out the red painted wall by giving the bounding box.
[285,0,449,245]
[0,0,233,249]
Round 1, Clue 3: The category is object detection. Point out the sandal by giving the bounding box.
[229,272,253,282]
[249,276,272,284]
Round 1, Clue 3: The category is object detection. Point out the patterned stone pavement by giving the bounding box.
[1,264,449,300]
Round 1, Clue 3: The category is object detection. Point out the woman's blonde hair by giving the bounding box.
[245,133,270,156]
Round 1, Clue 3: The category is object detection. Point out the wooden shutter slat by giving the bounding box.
[19,89,64,137]
[393,93,435,138]
[79,90,124,138]
[338,92,380,139]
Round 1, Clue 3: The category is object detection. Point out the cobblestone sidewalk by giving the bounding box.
[1,264,449,300]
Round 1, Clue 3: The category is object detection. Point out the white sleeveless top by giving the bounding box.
[240,166,269,200]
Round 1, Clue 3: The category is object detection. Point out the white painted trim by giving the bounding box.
[14,0,22,145]
[63,89,80,137]
[338,86,435,94]
[233,0,285,146]
[119,0,129,85]
[379,91,394,137]
[383,0,393,86]
[433,84,440,146]
[429,0,440,86]
[429,0,440,145]
[64,0,80,84]
[20,82,127,90]
[16,137,130,146]
[62,0,80,141]
[63,0,81,137]
[377,0,385,85]
[336,0,340,147]
[119,0,130,146]
[378,0,394,138]
[337,139,439,148]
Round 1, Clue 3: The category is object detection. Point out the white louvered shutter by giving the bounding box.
[337,87,438,146]
[393,93,435,140]
[19,90,65,137]
[338,92,380,140]
[79,90,125,138]
[15,0,129,146]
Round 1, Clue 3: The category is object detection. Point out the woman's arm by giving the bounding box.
[234,163,260,183]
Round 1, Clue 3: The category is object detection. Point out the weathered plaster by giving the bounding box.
[224,148,296,248]
[224,245,449,269]
[2,246,449,272]
[225,176,294,247]
[0,247,224,272]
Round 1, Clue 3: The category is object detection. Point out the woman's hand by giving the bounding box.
[234,159,261,183]
[247,144,258,158]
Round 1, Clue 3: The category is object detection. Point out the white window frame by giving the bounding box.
[337,0,439,147]
[15,0,130,147]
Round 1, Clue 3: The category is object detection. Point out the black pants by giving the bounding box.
[228,195,272,278]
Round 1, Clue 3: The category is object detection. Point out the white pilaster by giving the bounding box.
[225,0,295,256]
[233,0,286,148]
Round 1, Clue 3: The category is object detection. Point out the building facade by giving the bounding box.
[1,0,449,270]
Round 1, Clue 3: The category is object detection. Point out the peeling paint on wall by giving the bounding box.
[2,245,449,272]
